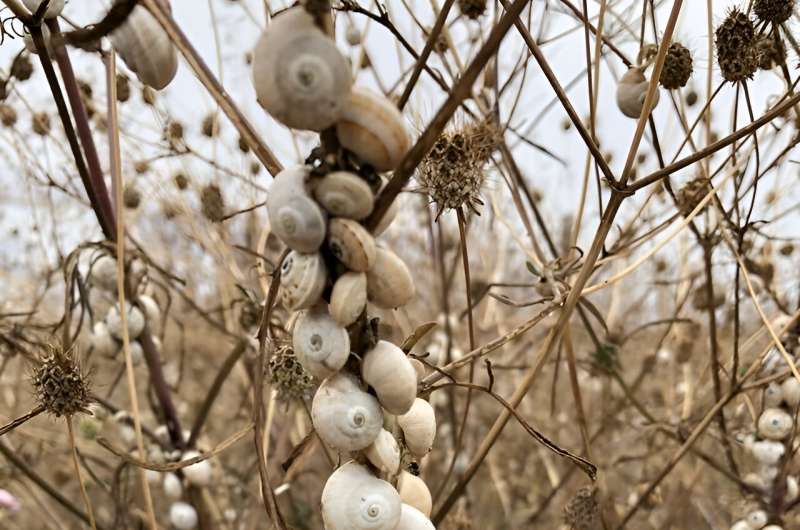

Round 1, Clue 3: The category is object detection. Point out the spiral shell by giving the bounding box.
[181,450,212,487]
[764,382,784,408]
[330,272,367,327]
[267,167,327,252]
[111,5,178,90]
[366,247,415,309]
[314,171,375,220]
[758,408,793,440]
[328,218,376,272]
[106,303,145,341]
[169,501,198,530]
[364,429,401,475]
[163,472,183,499]
[397,472,432,518]
[746,510,768,529]
[616,67,660,119]
[292,305,350,379]
[21,0,64,18]
[280,251,327,311]
[92,254,118,292]
[252,7,351,131]
[336,87,410,171]
[782,377,800,408]
[362,341,417,414]
[394,504,435,530]
[312,373,383,451]
[397,398,436,457]
[750,439,785,465]
[90,321,118,358]
[321,461,402,530]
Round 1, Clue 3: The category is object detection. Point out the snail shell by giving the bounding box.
[362,340,417,415]
[364,429,400,475]
[90,321,118,358]
[330,272,367,327]
[764,382,784,408]
[312,373,383,451]
[138,295,161,332]
[750,440,785,465]
[267,167,327,252]
[92,254,118,292]
[106,303,145,341]
[336,87,410,171]
[397,398,436,457]
[181,450,212,487]
[321,461,402,530]
[328,218,376,272]
[786,476,799,503]
[758,408,793,440]
[366,247,415,309]
[169,501,199,530]
[314,171,374,220]
[252,7,351,131]
[782,377,800,408]
[394,504,435,530]
[280,251,327,311]
[292,305,350,379]
[163,472,183,499]
[730,521,752,530]
[21,0,64,18]
[746,510,768,529]
[397,472,432,518]
[111,5,178,90]
[616,67,660,119]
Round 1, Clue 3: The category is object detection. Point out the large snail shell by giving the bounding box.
[312,373,383,451]
[397,472,432,518]
[765,382,784,408]
[92,254,118,292]
[366,247,415,309]
[280,251,327,311]
[330,272,367,327]
[169,501,199,530]
[90,321,118,358]
[138,295,161,332]
[758,408,793,440]
[314,171,374,220]
[111,6,178,90]
[336,87,410,171]
[394,504,435,530]
[397,399,436,457]
[252,7,351,131]
[267,167,327,252]
[750,440,784,465]
[362,341,417,415]
[292,305,350,379]
[321,461,402,530]
[616,67,660,119]
[106,303,145,341]
[21,0,64,18]
[364,429,400,475]
[782,377,800,408]
[328,218,376,272]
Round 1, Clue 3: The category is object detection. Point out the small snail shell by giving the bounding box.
[252,7,351,131]
[169,501,198,530]
[90,321,118,358]
[330,272,367,327]
[763,527,783,530]
[730,521,751,530]
[181,451,212,487]
[280,251,327,311]
[163,472,183,499]
[336,87,410,171]
[345,25,362,46]
[394,504,435,530]
[759,464,779,482]
[138,295,161,330]
[321,461,401,530]
[314,171,374,220]
[111,6,178,90]
[758,408,793,440]
[397,398,436,457]
[312,373,383,451]
[362,340,417,415]
[292,305,350,379]
[746,510,768,529]
[374,197,399,237]
[616,67,660,119]
[92,254,118,292]
[397,472,432,518]
[750,439,784,465]
[364,429,400,475]
[764,382,784,408]
[782,377,800,408]
[742,473,767,492]
[328,218,376,272]
[267,167,327,252]
[787,476,799,503]
[129,341,144,366]
[22,0,64,18]
[106,303,145,341]
[144,468,161,485]
[366,247,415,309]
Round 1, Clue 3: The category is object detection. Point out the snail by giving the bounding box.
[321,461,402,530]
[138,295,161,331]
[181,450,212,487]
[105,303,145,341]
[129,341,144,366]
[364,428,401,475]
[336,87,410,171]
[92,254,118,292]
[21,0,64,18]
[757,408,793,440]
[163,472,183,499]
[280,251,327,311]
[314,171,374,220]
[90,321,118,358]
[781,377,800,408]
[750,439,784,465]
[169,501,199,530]
[743,473,767,492]
[252,7,351,131]
[292,304,351,379]
[616,67,660,119]
[397,471,432,518]
[328,218,377,272]
[312,373,383,451]
[746,510,768,529]
[764,382,783,408]
[394,504,435,530]
[110,5,178,90]
[267,166,327,252]
[763,527,783,530]
[366,247,415,309]
[397,398,436,457]
[330,272,367,327]
[787,476,799,503]
[362,340,417,414]
[730,522,751,530]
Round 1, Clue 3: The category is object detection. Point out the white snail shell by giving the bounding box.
[267,167,327,252]
[292,304,350,379]
[397,472,432,518]
[252,7,351,131]
[397,398,436,457]
[743,473,767,492]
[163,472,183,499]
[181,450,212,487]
[763,526,783,530]
[758,408,793,440]
[111,5,178,90]
[90,321,118,357]
[730,521,751,530]
[138,295,161,331]
[280,251,327,311]
[22,0,64,17]
[336,87,410,171]
[321,461,402,530]
[129,341,144,366]
[746,510,768,529]
[330,272,367,327]
[92,254,118,292]
[328,218,377,272]
[314,171,375,220]
[362,340,417,415]
[782,377,800,408]
[373,196,400,237]
[786,476,799,503]
[759,464,780,482]
[750,439,784,465]
[312,373,383,451]
[764,382,784,408]
[169,501,198,530]
[394,504,435,530]
[364,429,400,475]
[616,67,660,119]
[106,303,145,341]
[366,247,415,309]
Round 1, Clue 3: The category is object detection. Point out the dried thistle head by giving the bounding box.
[659,42,693,89]
[31,345,91,417]
[754,0,795,23]
[756,35,786,70]
[268,345,314,401]
[563,486,600,530]
[123,185,142,209]
[715,8,758,82]
[0,104,17,127]
[11,55,33,82]
[202,113,220,138]
[174,172,189,190]
[458,0,486,19]
[167,121,185,144]
[116,74,131,103]
[32,112,50,136]
[200,184,225,222]
[142,86,156,105]
[676,176,711,217]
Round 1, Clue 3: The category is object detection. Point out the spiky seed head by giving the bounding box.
[715,9,758,82]
[754,0,795,23]
[268,346,314,401]
[167,121,185,143]
[202,114,219,138]
[676,177,711,217]
[32,112,50,136]
[659,42,693,89]
[11,55,33,82]
[458,0,486,19]
[116,74,131,103]
[134,160,150,174]
[756,35,786,70]
[123,185,142,209]
[32,346,91,417]
[250,161,261,175]
[0,104,17,127]
[174,172,189,190]
[563,486,600,530]
[200,184,225,222]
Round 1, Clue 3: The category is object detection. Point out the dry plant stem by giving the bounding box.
[67,416,97,530]
[141,0,283,176]
[562,330,592,459]
[557,0,632,65]
[0,405,44,436]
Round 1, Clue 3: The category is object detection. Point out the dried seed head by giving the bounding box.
[563,486,600,530]
[0,104,17,127]
[754,0,795,24]
[250,161,261,175]
[200,184,225,222]
[123,185,142,209]
[239,300,261,330]
[268,345,314,401]
[458,0,486,19]
[32,112,50,136]
[715,9,758,83]
[31,346,91,417]
[201,113,219,138]
[685,90,698,107]
[238,135,250,154]
[676,176,711,217]
[174,172,189,190]
[756,35,786,70]
[11,55,33,82]
[134,160,150,174]
[167,121,185,143]
[659,42,693,89]
[116,74,131,103]
[142,86,156,105]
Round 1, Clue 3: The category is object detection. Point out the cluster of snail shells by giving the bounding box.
[616,66,660,119]
[730,510,784,530]
[143,446,212,530]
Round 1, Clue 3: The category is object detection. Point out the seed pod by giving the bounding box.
[366,247,415,309]
[111,5,178,90]
[397,399,436,457]
[328,218,376,272]
[292,305,350,379]
[362,341,417,415]
[397,472,432,517]
[280,251,327,311]
[321,461,402,530]
[312,373,383,451]
[267,166,327,252]
[330,272,367,327]
[364,429,401,475]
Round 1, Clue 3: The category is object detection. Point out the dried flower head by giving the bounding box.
[756,35,786,70]
[200,184,225,222]
[676,176,711,217]
[142,86,156,105]
[659,42,693,89]
[174,172,189,190]
[754,0,795,23]
[31,346,91,417]
[715,8,758,82]
[269,346,314,401]
[134,160,150,174]
[202,113,219,138]
[563,486,600,530]
[167,121,185,143]
[686,90,698,106]
[11,55,33,82]
[123,185,142,209]
[116,74,131,103]
[0,104,17,127]
[32,112,50,136]
[458,0,486,19]
[238,135,250,154]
